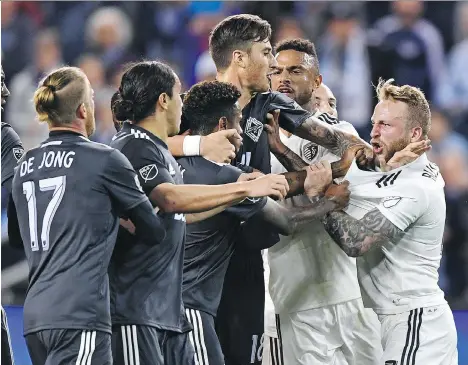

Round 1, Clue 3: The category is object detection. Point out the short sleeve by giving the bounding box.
[268,92,313,133]
[1,126,24,189]
[102,149,148,214]
[120,139,175,195]
[377,186,429,231]
[216,164,268,221]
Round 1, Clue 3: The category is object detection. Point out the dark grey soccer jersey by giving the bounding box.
[236,91,313,174]
[110,123,190,332]
[1,122,24,192]
[9,131,149,335]
[177,156,267,316]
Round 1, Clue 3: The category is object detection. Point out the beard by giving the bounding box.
[378,135,411,166]
[84,105,96,137]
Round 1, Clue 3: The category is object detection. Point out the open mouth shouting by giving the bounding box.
[371,141,384,154]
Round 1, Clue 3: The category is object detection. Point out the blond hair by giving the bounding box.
[375,78,431,137]
[34,67,88,125]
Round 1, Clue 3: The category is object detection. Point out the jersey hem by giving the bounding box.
[111,318,186,333]
[24,324,111,336]
[368,298,447,315]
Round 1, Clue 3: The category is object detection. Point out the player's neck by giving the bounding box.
[301,99,316,115]
[49,123,88,138]
[216,70,252,110]
[137,116,168,143]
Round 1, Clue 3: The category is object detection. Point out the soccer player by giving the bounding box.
[322,79,458,365]
[109,61,290,365]
[178,80,350,365]
[262,39,383,365]
[7,67,166,365]
[1,65,19,365]
[201,15,376,365]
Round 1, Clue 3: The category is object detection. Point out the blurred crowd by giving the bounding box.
[2,1,468,307]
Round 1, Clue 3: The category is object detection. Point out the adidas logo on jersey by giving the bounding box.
[316,113,339,125]
[245,117,263,142]
[376,171,401,188]
[130,128,150,140]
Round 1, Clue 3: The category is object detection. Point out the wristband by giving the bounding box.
[183,135,201,156]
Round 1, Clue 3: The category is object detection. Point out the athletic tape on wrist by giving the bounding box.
[183,135,201,156]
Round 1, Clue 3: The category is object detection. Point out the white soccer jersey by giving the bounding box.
[268,121,362,314]
[343,154,447,315]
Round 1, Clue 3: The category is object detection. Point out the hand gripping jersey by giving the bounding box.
[343,154,447,314]
[236,91,313,174]
[268,121,362,314]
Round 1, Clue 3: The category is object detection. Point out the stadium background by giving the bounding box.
[1,1,468,363]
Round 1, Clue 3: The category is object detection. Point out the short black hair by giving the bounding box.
[275,38,320,72]
[111,91,122,132]
[209,14,272,70]
[112,61,176,123]
[183,81,241,135]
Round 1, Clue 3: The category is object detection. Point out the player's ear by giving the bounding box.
[77,103,87,120]
[233,50,247,69]
[158,93,169,111]
[218,117,228,131]
[314,74,323,89]
[410,126,423,142]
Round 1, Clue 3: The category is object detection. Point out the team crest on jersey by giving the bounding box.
[302,142,318,162]
[139,164,158,182]
[382,196,402,208]
[245,117,263,142]
[12,147,24,161]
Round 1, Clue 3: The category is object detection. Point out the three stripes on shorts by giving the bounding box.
[400,308,423,365]
[120,325,140,365]
[186,308,209,365]
[76,331,97,365]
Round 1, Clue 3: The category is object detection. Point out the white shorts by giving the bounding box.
[262,333,283,365]
[379,303,458,365]
[278,298,382,365]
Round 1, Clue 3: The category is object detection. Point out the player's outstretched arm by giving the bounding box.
[294,113,372,158]
[167,130,242,163]
[322,209,404,257]
[150,174,289,214]
[256,180,350,236]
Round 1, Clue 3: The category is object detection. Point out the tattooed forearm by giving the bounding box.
[273,146,308,172]
[295,116,367,157]
[283,171,306,198]
[260,196,335,236]
[322,209,404,257]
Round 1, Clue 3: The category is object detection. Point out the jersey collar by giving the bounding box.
[122,122,169,150]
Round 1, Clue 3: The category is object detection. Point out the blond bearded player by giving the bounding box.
[322,79,458,365]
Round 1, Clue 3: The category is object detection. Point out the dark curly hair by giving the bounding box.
[210,14,272,70]
[183,81,241,135]
[112,61,176,123]
[275,38,320,72]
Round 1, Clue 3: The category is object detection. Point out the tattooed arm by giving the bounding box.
[322,208,404,257]
[294,115,371,157]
